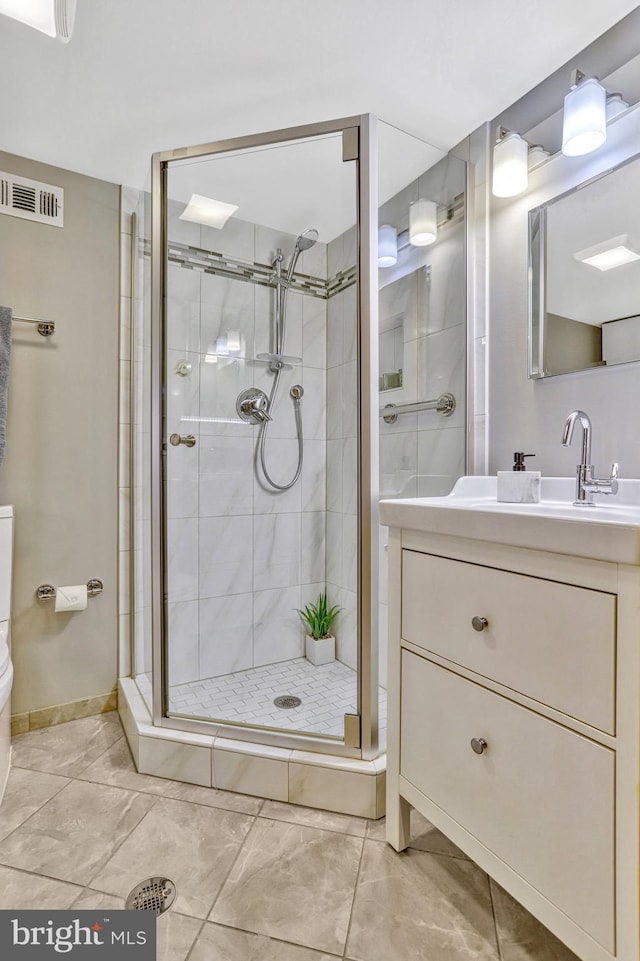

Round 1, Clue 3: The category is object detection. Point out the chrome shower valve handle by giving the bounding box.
[236,387,272,425]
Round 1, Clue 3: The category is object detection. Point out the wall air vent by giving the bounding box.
[0,171,63,227]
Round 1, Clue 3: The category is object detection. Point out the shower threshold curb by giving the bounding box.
[118,678,386,819]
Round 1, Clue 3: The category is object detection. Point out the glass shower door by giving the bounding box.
[156,123,367,744]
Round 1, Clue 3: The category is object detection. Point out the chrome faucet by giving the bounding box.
[561,410,619,505]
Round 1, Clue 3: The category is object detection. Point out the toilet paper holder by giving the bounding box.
[36,579,104,602]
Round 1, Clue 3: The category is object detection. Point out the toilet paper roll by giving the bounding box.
[54,585,88,612]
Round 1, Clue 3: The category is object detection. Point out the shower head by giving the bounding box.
[295,228,319,252]
[286,228,319,281]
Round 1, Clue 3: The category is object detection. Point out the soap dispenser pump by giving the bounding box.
[513,452,535,471]
[497,451,541,503]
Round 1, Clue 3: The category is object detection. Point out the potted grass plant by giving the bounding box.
[297,592,342,666]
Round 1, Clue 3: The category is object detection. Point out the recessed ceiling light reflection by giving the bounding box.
[179,194,239,228]
[574,235,640,271]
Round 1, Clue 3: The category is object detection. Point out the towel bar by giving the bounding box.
[14,316,55,336]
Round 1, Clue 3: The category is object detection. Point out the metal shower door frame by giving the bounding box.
[150,114,380,760]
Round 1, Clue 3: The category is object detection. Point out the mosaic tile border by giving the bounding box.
[142,239,357,299]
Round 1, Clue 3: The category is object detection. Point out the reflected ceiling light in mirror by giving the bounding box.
[574,235,640,272]
[179,194,239,228]
[562,71,606,157]
[378,224,398,267]
[492,128,528,198]
[409,199,438,246]
[0,0,76,40]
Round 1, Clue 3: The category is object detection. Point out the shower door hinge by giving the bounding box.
[342,127,359,162]
[344,713,361,748]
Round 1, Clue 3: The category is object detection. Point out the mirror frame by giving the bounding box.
[528,205,546,378]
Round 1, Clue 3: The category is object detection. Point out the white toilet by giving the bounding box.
[0,505,14,803]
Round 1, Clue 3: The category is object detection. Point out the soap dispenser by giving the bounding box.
[497,452,541,503]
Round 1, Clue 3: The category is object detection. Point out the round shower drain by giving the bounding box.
[125,877,177,916]
[274,695,302,709]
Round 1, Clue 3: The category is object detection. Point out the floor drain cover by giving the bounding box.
[125,877,177,915]
[274,695,302,709]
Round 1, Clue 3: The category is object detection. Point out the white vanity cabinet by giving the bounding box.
[383,521,640,961]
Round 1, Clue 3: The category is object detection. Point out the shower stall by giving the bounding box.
[125,114,467,804]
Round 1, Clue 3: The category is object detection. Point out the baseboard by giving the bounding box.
[11,689,118,735]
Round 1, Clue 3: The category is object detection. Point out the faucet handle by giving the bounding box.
[609,463,619,494]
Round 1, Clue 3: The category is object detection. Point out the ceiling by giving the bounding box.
[167,123,442,241]
[0,0,638,195]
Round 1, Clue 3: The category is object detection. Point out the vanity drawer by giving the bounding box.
[400,651,615,953]
[402,550,616,733]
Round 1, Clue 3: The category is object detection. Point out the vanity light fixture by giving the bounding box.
[574,235,640,272]
[606,93,630,120]
[0,0,76,40]
[492,128,529,198]
[527,145,550,170]
[409,199,438,247]
[562,70,607,157]
[179,194,239,229]
[378,224,398,268]
[380,195,462,264]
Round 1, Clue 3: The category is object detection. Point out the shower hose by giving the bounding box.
[258,363,304,491]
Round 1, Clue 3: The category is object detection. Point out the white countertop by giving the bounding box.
[379,476,640,564]
[0,506,13,519]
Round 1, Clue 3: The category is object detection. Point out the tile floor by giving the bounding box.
[0,712,579,961]
[138,658,387,739]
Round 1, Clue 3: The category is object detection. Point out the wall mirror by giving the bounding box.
[529,151,640,378]
[379,308,404,391]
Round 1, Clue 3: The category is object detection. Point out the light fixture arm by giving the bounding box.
[570,68,590,89]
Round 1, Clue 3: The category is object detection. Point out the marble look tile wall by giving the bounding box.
[377,153,468,689]
[131,189,152,686]
[324,154,467,690]
[466,123,490,475]
[119,186,151,691]
[118,188,135,682]
[325,226,359,673]
[163,201,328,684]
[124,149,468,716]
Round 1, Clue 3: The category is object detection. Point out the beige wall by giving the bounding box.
[546,314,603,375]
[0,151,119,714]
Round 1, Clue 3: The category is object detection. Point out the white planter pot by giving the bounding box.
[305,633,335,666]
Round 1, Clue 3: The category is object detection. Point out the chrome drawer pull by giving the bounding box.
[470,737,488,755]
[472,616,488,632]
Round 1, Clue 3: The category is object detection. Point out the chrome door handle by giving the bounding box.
[169,433,196,448]
[470,737,488,755]
[471,616,488,632]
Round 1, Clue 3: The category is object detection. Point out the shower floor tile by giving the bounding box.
[166,658,387,739]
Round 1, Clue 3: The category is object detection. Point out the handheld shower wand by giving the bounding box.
[257,229,318,491]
